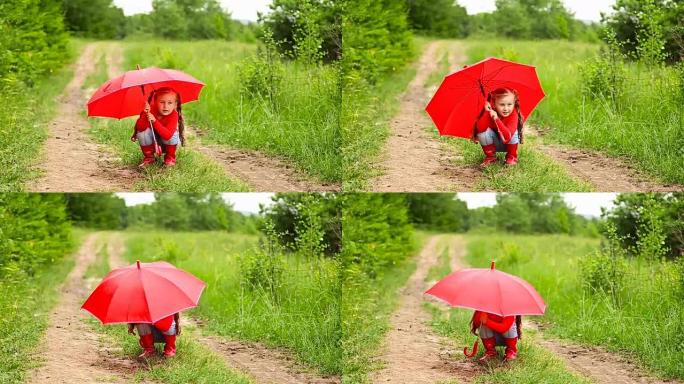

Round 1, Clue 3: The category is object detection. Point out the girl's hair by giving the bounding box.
[516,315,523,339]
[149,87,185,146]
[490,87,525,144]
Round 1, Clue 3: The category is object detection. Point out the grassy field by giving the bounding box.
[341,231,428,383]
[463,233,684,380]
[118,230,342,376]
[0,228,85,383]
[464,39,684,185]
[120,40,342,183]
[0,40,83,191]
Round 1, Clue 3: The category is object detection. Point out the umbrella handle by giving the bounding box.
[464,339,479,358]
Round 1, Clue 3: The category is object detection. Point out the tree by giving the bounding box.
[262,193,341,256]
[0,0,70,86]
[405,193,469,232]
[602,193,683,259]
[406,0,469,38]
[602,0,684,63]
[63,0,126,39]
[65,193,127,229]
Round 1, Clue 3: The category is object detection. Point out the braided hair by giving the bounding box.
[149,87,186,146]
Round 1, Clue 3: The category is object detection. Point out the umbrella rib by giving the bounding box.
[145,268,203,305]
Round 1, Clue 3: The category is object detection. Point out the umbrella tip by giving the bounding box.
[136,260,141,269]
[490,260,495,270]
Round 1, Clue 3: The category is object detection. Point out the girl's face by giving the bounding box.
[493,93,516,118]
[155,93,178,116]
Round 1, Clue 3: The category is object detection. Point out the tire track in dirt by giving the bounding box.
[370,42,481,192]
[371,236,480,384]
[28,233,131,383]
[107,233,340,384]
[447,236,682,384]
[186,127,340,192]
[28,43,137,192]
[524,127,683,192]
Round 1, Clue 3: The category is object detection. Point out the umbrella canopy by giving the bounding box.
[425,57,545,138]
[82,260,206,324]
[86,67,204,119]
[424,261,546,316]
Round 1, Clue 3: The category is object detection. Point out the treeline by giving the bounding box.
[66,193,260,233]
[63,0,257,41]
[409,0,600,42]
[0,194,72,278]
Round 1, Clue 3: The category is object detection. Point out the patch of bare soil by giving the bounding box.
[525,127,682,191]
[371,236,480,384]
[370,42,481,192]
[28,43,137,192]
[28,234,131,383]
[186,126,340,192]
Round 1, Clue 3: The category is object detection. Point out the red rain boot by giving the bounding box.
[163,334,176,357]
[138,334,156,359]
[505,144,518,166]
[480,144,497,167]
[478,337,498,362]
[138,145,156,168]
[504,337,518,361]
[164,144,177,167]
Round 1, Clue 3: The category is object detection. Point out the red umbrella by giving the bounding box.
[86,67,204,119]
[424,261,546,317]
[425,57,545,139]
[82,261,206,324]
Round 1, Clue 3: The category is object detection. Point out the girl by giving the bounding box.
[128,313,181,358]
[470,310,521,362]
[474,88,524,166]
[131,87,186,167]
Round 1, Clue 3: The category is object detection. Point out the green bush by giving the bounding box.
[0,194,73,278]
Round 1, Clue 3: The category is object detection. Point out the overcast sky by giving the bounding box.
[457,193,617,217]
[113,0,613,22]
[116,193,274,214]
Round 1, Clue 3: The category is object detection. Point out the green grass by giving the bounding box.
[84,235,110,278]
[464,233,684,380]
[342,38,428,191]
[341,231,429,383]
[464,39,684,185]
[0,231,85,383]
[436,131,592,191]
[120,230,341,377]
[119,40,341,184]
[0,39,82,191]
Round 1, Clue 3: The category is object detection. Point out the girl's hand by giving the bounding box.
[130,134,137,142]
[144,102,150,113]
[146,111,156,122]
[488,110,498,120]
[128,324,136,335]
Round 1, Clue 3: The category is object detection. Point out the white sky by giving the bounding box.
[112,0,272,21]
[457,193,617,217]
[115,193,274,214]
[457,0,615,21]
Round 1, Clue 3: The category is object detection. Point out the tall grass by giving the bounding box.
[0,40,82,191]
[464,233,684,380]
[121,231,342,376]
[465,39,684,185]
[118,40,341,183]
